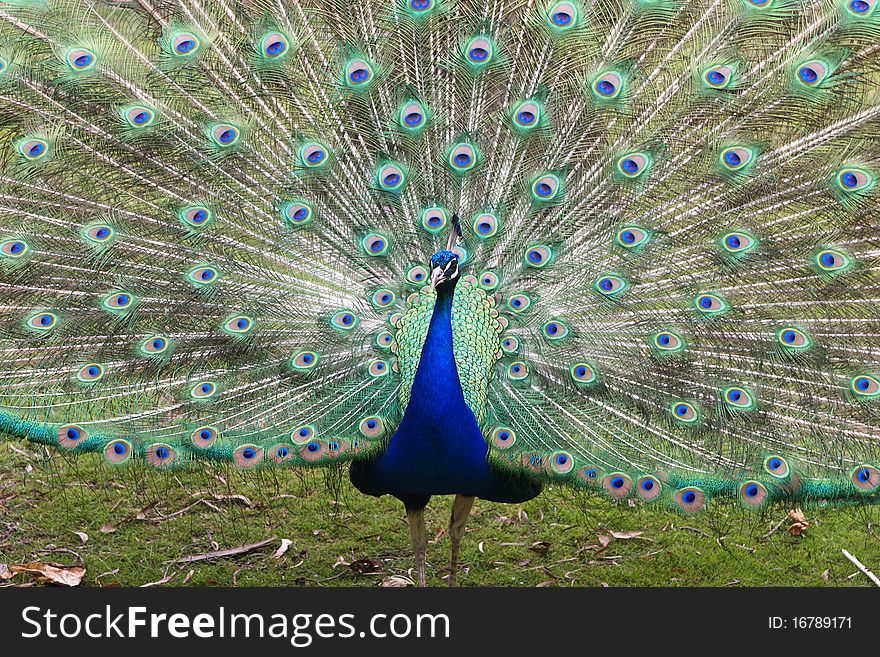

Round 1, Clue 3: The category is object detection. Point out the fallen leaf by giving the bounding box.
[0,564,13,580]
[536,580,556,587]
[528,541,551,556]
[478,541,485,554]
[332,555,351,569]
[273,539,293,559]
[380,575,413,587]
[822,569,830,581]
[168,537,278,564]
[787,508,810,536]
[10,562,84,587]
[607,530,644,540]
[74,531,88,544]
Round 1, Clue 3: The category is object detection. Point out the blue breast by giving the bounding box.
[350,284,541,504]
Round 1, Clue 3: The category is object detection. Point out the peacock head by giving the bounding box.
[429,250,460,290]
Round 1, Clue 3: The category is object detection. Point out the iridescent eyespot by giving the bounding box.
[282,201,313,227]
[694,293,728,315]
[703,65,733,89]
[616,226,650,249]
[406,265,428,284]
[181,205,212,228]
[77,363,104,383]
[542,319,569,341]
[815,248,851,273]
[549,451,575,474]
[211,124,240,147]
[847,0,876,14]
[27,312,57,331]
[1,239,28,258]
[652,330,686,353]
[58,424,86,449]
[852,465,880,491]
[637,475,662,501]
[745,0,772,7]
[192,426,218,448]
[525,245,552,268]
[125,106,155,127]
[723,386,755,410]
[721,231,758,254]
[261,32,289,59]
[102,291,134,312]
[531,174,560,202]
[233,444,264,468]
[377,163,406,191]
[617,153,650,178]
[172,33,200,55]
[291,350,320,370]
[506,293,532,313]
[359,416,385,438]
[720,146,754,171]
[603,473,633,498]
[141,335,169,355]
[330,309,359,331]
[67,48,96,71]
[776,327,811,350]
[399,101,427,131]
[146,443,176,467]
[420,207,447,233]
[492,427,516,449]
[595,275,627,296]
[84,224,114,244]
[472,212,499,239]
[363,233,390,256]
[409,0,433,11]
[548,2,578,28]
[187,265,219,286]
[739,481,768,506]
[764,455,789,478]
[19,138,48,160]
[851,374,880,398]
[675,487,706,513]
[345,59,373,86]
[300,143,328,167]
[271,443,294,463]
[670,401,699,424]
[570,362,597,385]
[448,142,478,173]
[291,425,315,444]
[372,289,395,308]
[223,315,253,334]
[512,100,541,130]
[500,335,519,354]
[593,71,622,99]
[479,271,500,291]
[797,60,828,86]
[507,361,528,380]
[104,439,131,464]
[837,167,872,192]
[367,359,389,377]
[191,381,218,399]
[465,37,493,66]
[375,331,394,350]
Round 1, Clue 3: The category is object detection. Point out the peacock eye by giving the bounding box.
[694,293,728,315]
[815,248,851,273]
[595,274,628,296]
[617,153,650,178]
[720,146,754,171]
[851,374,880,398]
[721,231,758,254]
[776,327,811,350]
[670,401,699,423]
[593,71,622,99]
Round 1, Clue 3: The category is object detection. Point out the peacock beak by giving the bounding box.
[430,266,446,289]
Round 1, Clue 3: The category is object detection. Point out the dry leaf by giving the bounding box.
[822,569,830,581]
[536,580,556,587]
[11,562,84,587]
[332,555,351,569]
[0,564,14,580]
[528,541,551,556]
[607,530,644,540]
[787,508,810,536]
[273,538,293,559]
[380,575,413,587]
[168,537,277,564]
[74,531,88,544]
[478,541,485,554]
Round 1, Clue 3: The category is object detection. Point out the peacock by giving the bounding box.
[1,0,879,587]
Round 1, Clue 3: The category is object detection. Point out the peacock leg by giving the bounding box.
[406,505,428,587]
[447,494,475,587]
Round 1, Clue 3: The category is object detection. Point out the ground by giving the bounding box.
[1,442,879,587]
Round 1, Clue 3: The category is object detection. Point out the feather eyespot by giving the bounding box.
[720,146,754,171]
[593,71,622,99]
[300,143,329,168]
[637,476,662,501]
[84,224,114,244]
[19,138,48,160]
[472,212,499,239]
[271,444,294,463]
[57,424,86,449]
[406,265,428,284]
[234,444,264,468]
[27,312,57,331]
[694,293,728,315]
[542,319,569,341]
[104,439,132,464]
[399,101,427,132]
[847,0,875,14]
[146,443,176,467]
[420,207,447,233]
[191,381,218,399]
[362,233,390,257]
[291,351,320,371]
[223,315,253,335]
[512,100,542,131]
[723,386,755,410]
[192,426,218,448]
[101,291,134,313]
[851,374,880,398]
[507,361,528,380]
[172,33,200,55]
[531,174,560,202]
[465,37,493,66]
[345,59,373,87]
[140,335,169,355]
[180,205,213,229]
[67,48,96,71]
[377,163,406,191]
[187,265,219,286]
[652,331,685,353]
[797,60,828,86]
[764,455,789,478]
[282,201,313,227]
[409,0,433,11]
[479,271,500,290]
[367,359,389,377]
[291,425,315,445]
[852,465,880,491]
[616,226,650,249]
[330,310,359,331]
[500,336,519,354]
[670,401,699,424]
[77,363,104,383]
[375,330,394,350]
[261,32,289,59]
[721,231,758,254]
[570,362,597,385]
[595,275,627,296]
[371,289,395,308]
[448,142,478,173]
[506,293,532,313]
[125,106,155,127]
[603,473,633,498]
[617,153,650,178]
[674,487,706,513]
[1,239,29,258]
[739,481,768,506]
[211,124,240,147]
[549,451,574,474]
[492,427,516,449]
[815,248,851,274]
[548,2,578,28]
[703,65,733,89]
[776,327,811,350]
[837,167,872,192]
[525,245,553,268]
[358,416,385,438]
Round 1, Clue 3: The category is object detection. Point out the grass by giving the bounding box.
[1,441,879,587]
